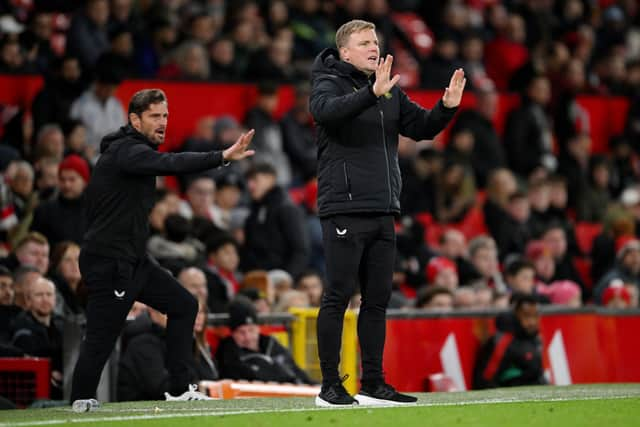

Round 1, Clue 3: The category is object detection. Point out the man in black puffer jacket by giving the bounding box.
[70,88,255,409]
[310,19,466,406]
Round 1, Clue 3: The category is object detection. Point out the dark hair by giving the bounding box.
[508,190,528,203]
[295,269,322,285]
[164,214,190,243]
[512,292,539,311]
[504,258,535,277]
[415,285,453,308]
[0,265,11,278]
[128,89,167,118]
[205,233,238,254]
[49,241,80,275]
[245,162,277,178]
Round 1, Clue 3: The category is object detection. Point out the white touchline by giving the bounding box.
[1,395,637,427]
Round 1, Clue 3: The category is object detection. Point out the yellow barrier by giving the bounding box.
[289,308,359,394]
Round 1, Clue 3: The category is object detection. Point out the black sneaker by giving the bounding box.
[355,382,417,406]
[315,375,359,407]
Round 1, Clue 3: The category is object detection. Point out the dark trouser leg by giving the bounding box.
[137,256,198,395]
[71,253,138,401]
[317,215,365,386]
[358,215,394,384]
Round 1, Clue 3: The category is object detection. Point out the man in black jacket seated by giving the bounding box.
[70,88,256,410]
[310,19,465,406]
[216,296,314,385]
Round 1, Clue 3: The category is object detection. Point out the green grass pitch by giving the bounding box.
[1,384,639,426]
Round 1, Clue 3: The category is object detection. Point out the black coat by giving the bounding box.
[215,334,314,385]
[242,187,310,278]
[504,101,553,178]
[309,48,457,218]
[31,193,88,248]
[83,125,225,261]
[281,109,317,181]
[11,311,64,372]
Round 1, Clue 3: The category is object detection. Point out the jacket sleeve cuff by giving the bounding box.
[439,99,459,113]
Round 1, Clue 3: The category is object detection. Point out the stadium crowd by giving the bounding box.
[0,0,639,401]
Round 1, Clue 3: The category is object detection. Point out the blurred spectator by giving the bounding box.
[135,17,177,78]
[545,175,579,256]
[34,157,60,203]
[181,116,216,153]
[594,237,640,304]
[415,285,453,312]
[459,31,487,91]
[208,37,238,81]
[244,82,292,186]
[527,178,553,239]
[541,223,583,292]
[215,296,314,384]
[543,280,581,307]
[0,36,35,74]
[421,29,462,89]
[295,270,323,307]
[494,190,532,260]
[146,214,202,276]
[439,229,477,286]
[425,256,458,291]
[504,74,556,179]
[48,241,85,317]
[484,13,529,91]
[400,147,442,216]
[117,304,218,401]
[608,135,638,198]
[95,26,136,79]
[158,41,210,81]
[553,57,590,153]
[213,173,249,232]
[435,156,476,224]
[19,11,56,74]
[269,268,294,304]
[66,0,110,69]
[483,168,517,247]
[601,279,632,309]
[503,257,549,304]
[242,163,309,278]
[289,0,334,60]
[273,289,309,312]
[62,120,91,159]
[31,55,84,135]
[0,232,49,275]
[31,154,89,247]
[203,234,241,313]
[557,134,591,211]
[178,176,217,220]
[468,236,505,291]
[11,277,63,398]
[473,294,546,389]
[178,267,208,306]
[526,240,556,286]
[5,161,37,226]
[69,68,126,158]
[576,156,612,222]
[186,12,221,46]
[0,266,20,345]
[238,287,271,314]
[453,287,476,309]
[281,82,316,183]
[450,80,505,188]
[33,124,65,162]
[247,30,296,82]
[10,265,41,310]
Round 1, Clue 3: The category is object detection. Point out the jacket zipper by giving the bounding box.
[343,162,352,200]
[379,107,392,209]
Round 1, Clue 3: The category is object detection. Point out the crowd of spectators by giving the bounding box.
[0,0,640,400]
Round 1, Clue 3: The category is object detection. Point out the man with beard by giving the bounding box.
[473,294,546,389]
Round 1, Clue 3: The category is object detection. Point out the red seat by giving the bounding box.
[575,222,603,255]
[573,256,593,290]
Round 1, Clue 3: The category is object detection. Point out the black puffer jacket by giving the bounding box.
[310,48,458,218]
[83,125,225,261]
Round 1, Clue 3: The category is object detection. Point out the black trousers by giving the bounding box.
[70,251,198,401]
[317,214,395,387]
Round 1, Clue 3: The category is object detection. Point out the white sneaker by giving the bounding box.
[71,398,100,413]
[164,384,214,401]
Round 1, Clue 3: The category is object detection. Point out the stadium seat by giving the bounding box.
[573,256,593,291]
[575,222,603,255]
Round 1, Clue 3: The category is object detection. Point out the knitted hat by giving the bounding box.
[59,154,90,183]
[426,257,457,284]
[602,280,631,306]
[615,236,640,260]
[545,280,581,305]
[228,296,258,330]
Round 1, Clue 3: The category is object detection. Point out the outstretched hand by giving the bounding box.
[372,54,401,97]
[442,68,466,108]
[222,129,255,162]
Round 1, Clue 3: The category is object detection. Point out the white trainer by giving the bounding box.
[164,384,214,401]
[71,398,100,413]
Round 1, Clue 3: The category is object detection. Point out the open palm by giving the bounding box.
[442,68,467,108]
[223,129,255,161]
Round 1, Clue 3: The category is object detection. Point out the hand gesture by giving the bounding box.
[372,54,401,97]
[222,129,255,162]
[442,68,467,108]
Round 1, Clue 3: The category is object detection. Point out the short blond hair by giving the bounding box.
[335,19,376,49]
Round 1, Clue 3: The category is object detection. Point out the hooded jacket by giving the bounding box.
[309,48,457,218]
[82,125,225,261]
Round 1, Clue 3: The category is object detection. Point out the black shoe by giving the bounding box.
[315,375,359,407]
[355,382,417,406]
